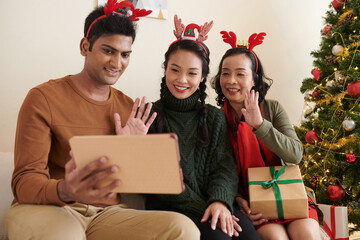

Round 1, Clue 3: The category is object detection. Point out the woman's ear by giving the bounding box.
[80,38,90,56]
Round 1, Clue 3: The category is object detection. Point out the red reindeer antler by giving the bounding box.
[197,20,214,43]
[104,0,121,15]
[173,14,185,40]
[248,32,266,51]
[131,8,152,21]
[220,31,237,48]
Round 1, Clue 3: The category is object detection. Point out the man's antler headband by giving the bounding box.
[86,0,152,38]
[169,14,214,56]
[220,31,266,73]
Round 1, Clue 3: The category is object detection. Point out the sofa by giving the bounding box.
[0,152,13,240]
[1,152,357,240]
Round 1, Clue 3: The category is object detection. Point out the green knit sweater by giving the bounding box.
[146,87,238,217]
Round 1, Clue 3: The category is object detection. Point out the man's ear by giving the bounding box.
[80,38,90,56]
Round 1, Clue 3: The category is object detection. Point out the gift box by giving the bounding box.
[248,165,308,220]
[317,204,349,240]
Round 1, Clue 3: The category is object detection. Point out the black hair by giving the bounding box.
[155,40,210,147]
[84,7,137,51]
[210,47,272,107]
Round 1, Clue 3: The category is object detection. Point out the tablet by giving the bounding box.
[69,133,184,194]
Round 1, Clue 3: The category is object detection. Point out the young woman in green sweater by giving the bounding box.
[145,15,260,240]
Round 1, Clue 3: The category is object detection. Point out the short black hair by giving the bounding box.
[211,47,273,106]
[84,7,137,51]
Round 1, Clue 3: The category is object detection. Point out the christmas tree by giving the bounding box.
[295,0,360,232]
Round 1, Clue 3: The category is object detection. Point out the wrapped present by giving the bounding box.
[248,165,308,220]
[317,204,349,240]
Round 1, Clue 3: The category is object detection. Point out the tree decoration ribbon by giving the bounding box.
[220,31,266,73]
[86,0,152,38]
[170,14,213,56]
[248,166,304,220]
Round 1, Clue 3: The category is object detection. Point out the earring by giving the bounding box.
[221,97,226,101]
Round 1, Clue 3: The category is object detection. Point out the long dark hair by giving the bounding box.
[211,47,272,107]
[155,40,210,147]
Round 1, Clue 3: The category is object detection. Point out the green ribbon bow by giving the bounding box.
[248,166,303,220]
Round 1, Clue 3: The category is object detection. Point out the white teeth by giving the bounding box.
[105,68,119,73]
[228,88,239,92]
[175,86,187,90]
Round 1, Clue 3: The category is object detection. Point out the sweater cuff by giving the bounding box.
[253,119,272,139]
[46,179,68,206]
[207,188,234,213]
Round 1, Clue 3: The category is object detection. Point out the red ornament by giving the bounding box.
[347,81,360,98]
[312,69,321,81]
[312,90,319,98]
[326,184,345,201]
[332,0,346,10]
[323,25,332,35]
[305,130,319,145]
[346,153,356,163]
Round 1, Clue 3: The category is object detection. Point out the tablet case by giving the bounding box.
[69,133,183,194]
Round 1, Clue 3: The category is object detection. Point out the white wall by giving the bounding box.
[0,0,330,152]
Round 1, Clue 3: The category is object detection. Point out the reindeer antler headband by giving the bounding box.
[86,0,152,38]
[220,31,266,73]
[169,14,214,56]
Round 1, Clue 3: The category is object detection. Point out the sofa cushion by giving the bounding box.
[0,152,14,240]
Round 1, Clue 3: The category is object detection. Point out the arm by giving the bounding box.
[254,100,303,164]
[241,90,302,164]
[205,111,238,212]
[202,110,239,236]
[12,89,63,205]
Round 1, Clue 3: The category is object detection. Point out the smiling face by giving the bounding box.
[165,49,204,99]
[220,54,255,106]
[81,34,133,86]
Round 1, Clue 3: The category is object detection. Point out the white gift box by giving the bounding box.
[317,204,349,240]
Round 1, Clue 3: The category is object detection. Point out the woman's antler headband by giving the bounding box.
[220,31,266,72]
[170,14,214,56]
[86,0,152,38]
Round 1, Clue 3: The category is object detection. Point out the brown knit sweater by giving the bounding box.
[12,76,133,205]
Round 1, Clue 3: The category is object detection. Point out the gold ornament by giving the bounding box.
[335,10,355,26]
[321,135,357,150]
[316,92,346,106]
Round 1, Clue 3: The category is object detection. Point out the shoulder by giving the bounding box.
[110,87,133,105]
[260,99,281,110]
[205,104,226,125]
[23,77,69,102]
[260,99,285,119]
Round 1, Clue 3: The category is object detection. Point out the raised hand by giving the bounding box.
[241,90,263,129]
[114,96,157,136]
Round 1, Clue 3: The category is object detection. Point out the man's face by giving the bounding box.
[82,34,133,86]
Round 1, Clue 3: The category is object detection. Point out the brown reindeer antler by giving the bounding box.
[173,14,185,40]
[197,20,214,42]
[220,31,237,48]
[248,32,266,51]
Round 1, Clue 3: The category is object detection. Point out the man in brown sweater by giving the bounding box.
[5,3,200,240]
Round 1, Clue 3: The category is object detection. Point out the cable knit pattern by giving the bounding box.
[146,87,238,217]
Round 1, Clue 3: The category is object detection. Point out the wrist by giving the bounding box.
[57,180,74,203]
[253,118,264,130]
